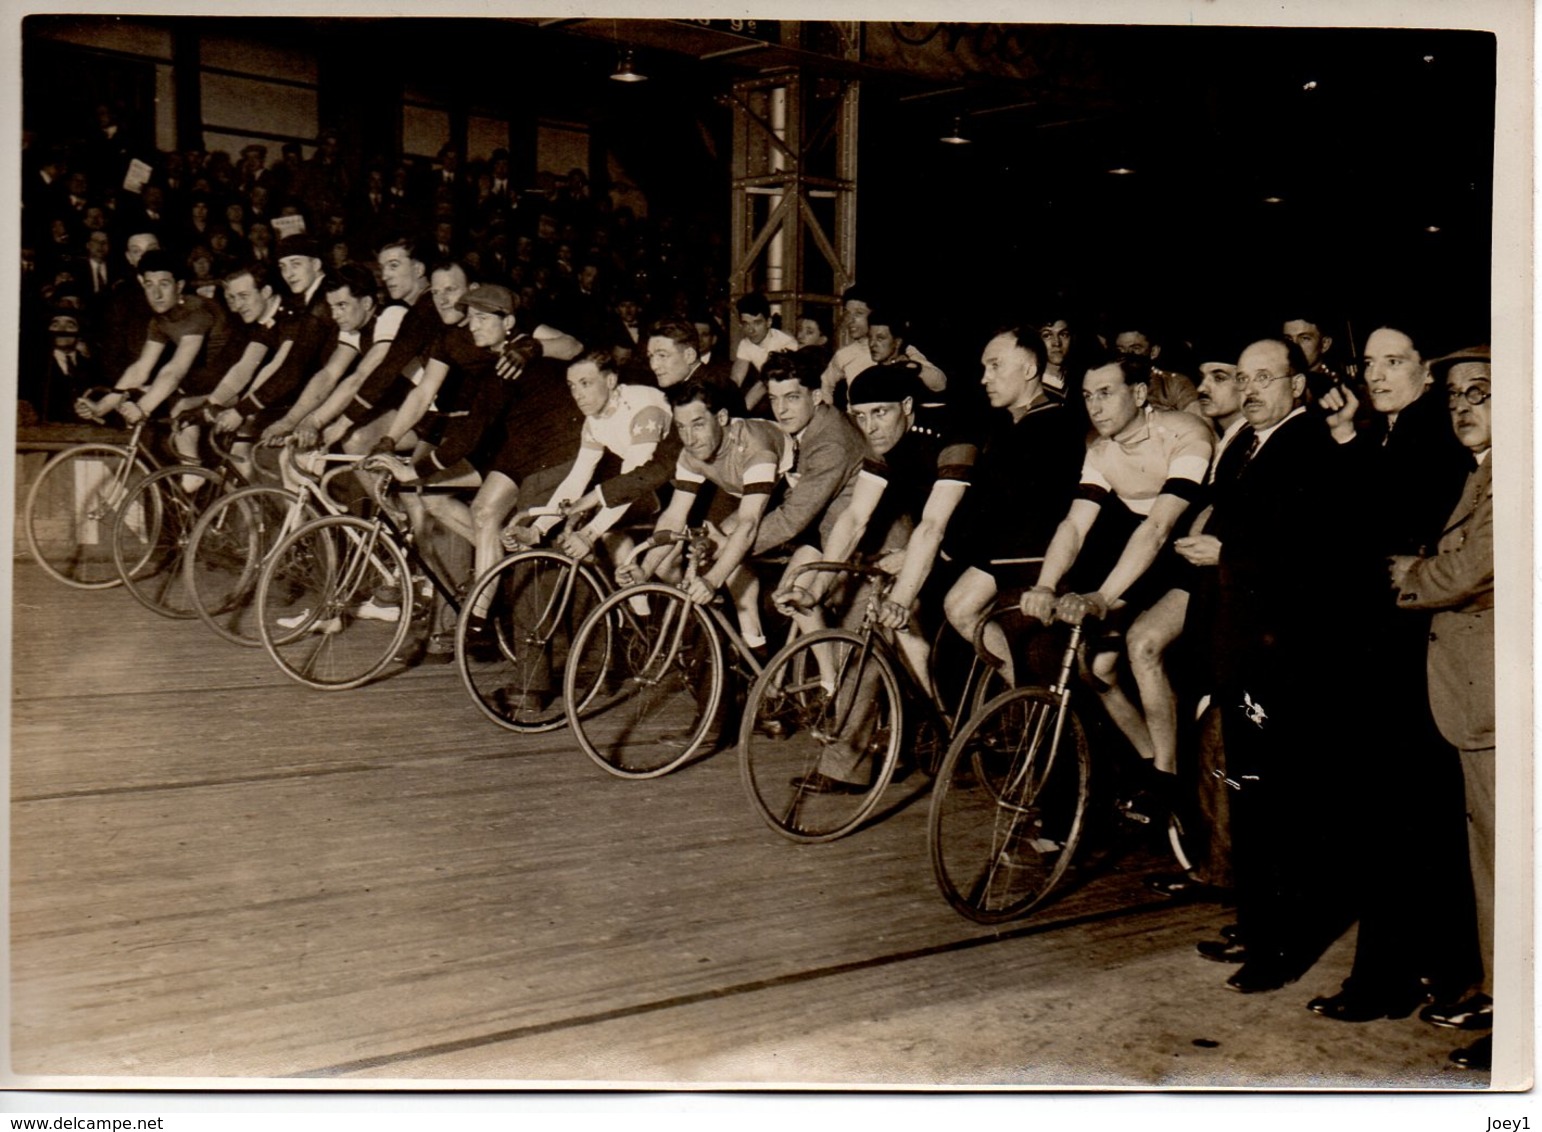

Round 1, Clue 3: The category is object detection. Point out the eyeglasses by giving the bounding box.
[1234,370,1292,389]
[1446,387,1492,407]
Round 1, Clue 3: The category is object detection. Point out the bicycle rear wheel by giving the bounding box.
[457,550,609,733]
[113,464,222,618]
[563,583,724,778]
[928,685,1091,923]
[25,444,151,588]
[256,514,412,690]
[185,485,310,646]
[739,629,904,842]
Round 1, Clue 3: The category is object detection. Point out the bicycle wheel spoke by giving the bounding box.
[26,446,146,588]
[186,487,295,645]
[116,467,219,618]
[565,585,722,777]
[458,552,606,733]
[929,687,1090,922]
[257,515,412,690]
[740,630,904,842]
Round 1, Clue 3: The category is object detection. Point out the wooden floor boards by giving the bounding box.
[8,560,1485,1087]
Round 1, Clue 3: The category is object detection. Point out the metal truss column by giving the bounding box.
[726,62,858,349]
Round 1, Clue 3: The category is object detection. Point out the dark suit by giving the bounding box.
[1207,409,1363,971]
[1338,387,1481,1000]
[752,403,867,555]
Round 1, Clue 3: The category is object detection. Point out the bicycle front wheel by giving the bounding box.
[256,514,413,690]
[185,485,310,646]
[457,550,609,733]
[739,629,904,842]
[928,685,1091,923]
[113,463,222,617]
[563,583,724,778]
[25,444,150,588]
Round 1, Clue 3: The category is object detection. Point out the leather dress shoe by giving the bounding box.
[1219,923,1242,942]
[1226,957,1299,994]
[790,770,868,796]
[1197,938,1249,964]
[1306,981,1422,1023]
[1420,994,1493,1031]
[1449,1034,1492,1070]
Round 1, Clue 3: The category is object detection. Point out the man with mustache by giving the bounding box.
[1189,336,1361,994]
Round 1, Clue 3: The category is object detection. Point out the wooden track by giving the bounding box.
[8,559,1481,1087]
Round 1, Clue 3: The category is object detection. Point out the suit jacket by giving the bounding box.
[752,403,867,555]
[1207,410,1368,707]
[1394,455,1494,750]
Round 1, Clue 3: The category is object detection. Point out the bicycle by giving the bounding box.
[252,459,464,690]
[110,430,248,618]
[24,411,163,589]
[561,528,767,779]
[181,445,359,646]
[453,506,616,733]
[927,618,1096,923]
[737,560,1016,842]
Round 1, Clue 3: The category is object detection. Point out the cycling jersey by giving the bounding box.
[673,417,791,499]
[538,384,671,537]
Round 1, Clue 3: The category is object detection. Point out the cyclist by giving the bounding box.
[263,263,408,452]
[771,362,979,793]
[941,325,1086,686]
[198,262,333,481]
[297,235,441,454]
[511,348,671,565]
[619,377,791,659]
[366,282,541,646]
[75,248,240,477]
[1020,354,1215,823]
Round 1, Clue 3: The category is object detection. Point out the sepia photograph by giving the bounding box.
[3,0,1532,1105]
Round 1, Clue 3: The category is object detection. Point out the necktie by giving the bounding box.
[93,262,105,291]
[1212,425,1257,486]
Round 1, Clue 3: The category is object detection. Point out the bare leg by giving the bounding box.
[1092,645,1156,763]
[1126,589,1188,776]
[466,471,521,618]
[944,566,1010,686]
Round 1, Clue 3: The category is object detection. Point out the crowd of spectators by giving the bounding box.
[20,105,730,423]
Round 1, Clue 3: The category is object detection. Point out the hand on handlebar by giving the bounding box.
[1053,591,1109,627]
[501,522,542,550]
[362,453,413,481]
[1019,585,1057,625]
[212,408,244,435]
[874,596,910,631]
[684,574,716,606]
[556,528,595,559]
[772,584,817,616]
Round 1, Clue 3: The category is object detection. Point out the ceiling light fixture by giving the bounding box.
[610,48,647,83]
[1263,195,1284,204]
[939,116,971,145]
[1302,80,1319,92]
[1107,166,1135,176]
[1425,224,1442,233]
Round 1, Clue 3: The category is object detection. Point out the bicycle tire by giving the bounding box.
[25,444,153,588]
[563,582,724,778]
[185,485,312,647]
[256,514,413,690]
[928,685,1091,923]
[739,628,905,843]
[456,550,610,733]
[112,463,222,618]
